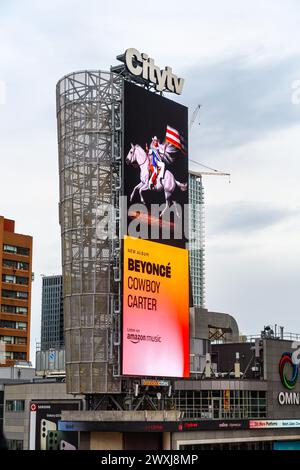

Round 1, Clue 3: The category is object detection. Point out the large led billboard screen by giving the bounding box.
[122,236,189,377]
[122,81,190,378]
[123,80,188,249]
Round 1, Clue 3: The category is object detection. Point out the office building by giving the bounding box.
[189,172,205,307]
[0,217,32,366]
[0,364,35,438]
[40,275,64,350]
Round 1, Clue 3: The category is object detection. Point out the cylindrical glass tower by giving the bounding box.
[57,70,122,394]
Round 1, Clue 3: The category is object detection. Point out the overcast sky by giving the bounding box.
[1,0,300,361]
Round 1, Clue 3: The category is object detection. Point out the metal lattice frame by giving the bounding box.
[57,70,122,394]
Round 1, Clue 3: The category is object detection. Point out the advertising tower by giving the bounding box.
[57,49,189,399]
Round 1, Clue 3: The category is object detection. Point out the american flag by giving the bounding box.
[165,125,187,154]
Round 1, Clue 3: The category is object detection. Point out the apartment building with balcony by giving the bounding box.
[0,217,32,366]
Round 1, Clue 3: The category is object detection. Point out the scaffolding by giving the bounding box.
[57,70,122,394]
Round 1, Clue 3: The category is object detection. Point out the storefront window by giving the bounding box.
[175,389,267,419]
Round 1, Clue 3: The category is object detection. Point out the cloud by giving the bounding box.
[205,250,300,336]
[185,54,300,157]
[207,201,298,236]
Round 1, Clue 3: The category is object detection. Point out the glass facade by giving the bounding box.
[175,390,267,419]
[41,275,64,350]
[189,173,205,307]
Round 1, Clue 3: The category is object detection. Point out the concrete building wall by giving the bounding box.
[0,366,35,381]
[90,432,123,450]
[3,381,83,449]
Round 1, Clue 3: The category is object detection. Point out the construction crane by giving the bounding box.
[189,105,231,181]
[189,104,201,129]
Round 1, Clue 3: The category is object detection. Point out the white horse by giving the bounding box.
[126,144,187,217]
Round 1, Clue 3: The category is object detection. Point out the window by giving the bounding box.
[16,306,28,314]
[2,274,16,284]
[2,245,29,256]
[0,336,14,344]
[15,337,26,345]
[2,260,29,271]
[2,290,16,299]
[17,261,29,271]
[3,244,17,254]
[0,336,26,345]
[175,390,267,420]
[7,440,23,450]
[13,352,26,360]
[0,320,15,329]
[6,400,25,412]
[2,259,16,269]
[16,276,28,286]
[0,320,27,330]
[17,291,28,300]
[1,305,27,314]
[17,247,29,256]
[2,290,28,300]
[5,351,13,359]
[1,305,16,313]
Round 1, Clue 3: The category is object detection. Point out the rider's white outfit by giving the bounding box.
[148,137,165,189]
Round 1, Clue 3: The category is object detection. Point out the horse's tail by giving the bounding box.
[175,180,188,191]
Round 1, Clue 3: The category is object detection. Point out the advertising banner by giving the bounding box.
[249,419,300,429]
[123,80,188,249]
[122,236,189,377]
[29,401,80,450]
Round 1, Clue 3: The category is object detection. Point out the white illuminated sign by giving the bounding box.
[122,48,184,95]
[278,391,300,405]
[249,420,300,429]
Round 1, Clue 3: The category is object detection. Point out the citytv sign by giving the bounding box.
[278,346,300,406]
[117,48,185,95]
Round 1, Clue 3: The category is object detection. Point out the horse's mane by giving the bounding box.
[135,144,145,151]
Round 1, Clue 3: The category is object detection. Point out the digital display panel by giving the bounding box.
[123,80,188,249]
[122,236,189,377]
